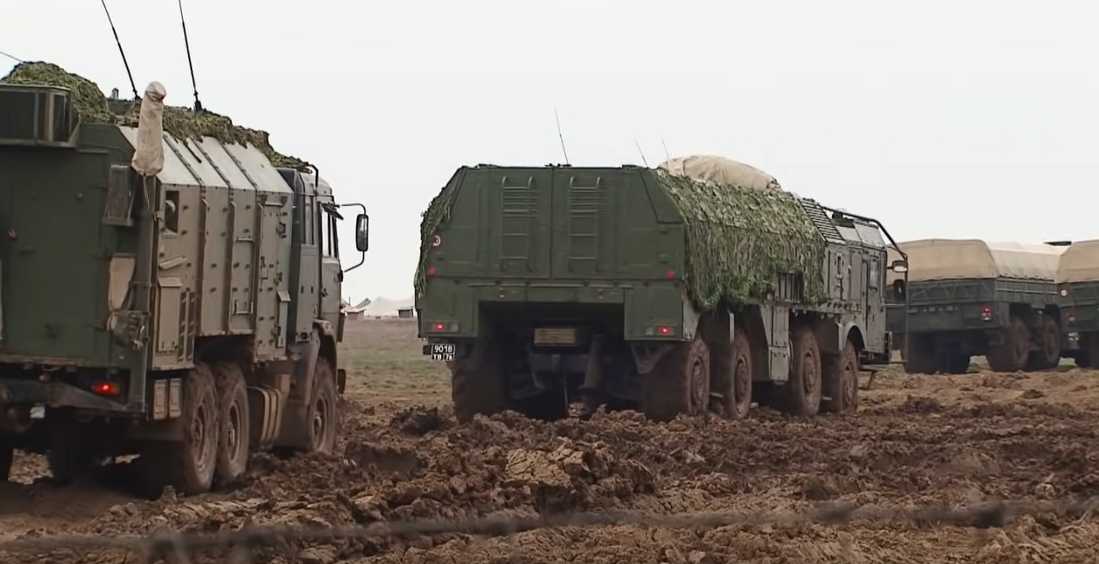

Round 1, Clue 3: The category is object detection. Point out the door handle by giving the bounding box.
[321,288,329,297]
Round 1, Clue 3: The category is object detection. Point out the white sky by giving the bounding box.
[3,0,1095,301]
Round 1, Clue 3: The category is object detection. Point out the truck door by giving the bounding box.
[864,253,885,351]
[280,168,320,341]
[317,193,342,332]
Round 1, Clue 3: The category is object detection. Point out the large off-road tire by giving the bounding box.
[640,334,711,422]
[0,439,12,481]
[822,339,858,414]
[139,363,219,497]
[902,334,937,374]
[711,326,752,419]
[450,339,509,424]
[1027,315,1060,370]
[783,325,822,416]
[940,353,971,374]
[987,316,1029,373]
[213,362,251,485]
[303,357,339,454]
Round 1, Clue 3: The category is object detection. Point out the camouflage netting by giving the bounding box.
[414,164,829,308]
[653,168,826,308]
[0,62,305,167]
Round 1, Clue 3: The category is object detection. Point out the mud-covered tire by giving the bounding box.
[1030,315,1061,370]
[987,316,1029,373]
[784,325,822,416]
[640,334,710,422]
[902,334,937,374]
[304,358,339,454]
[139,363,219,497]
[450,339,509,424]
[822,340,858,414]
[943,354,971,374]
[213,362,251,485]
[0,439,12,481]
[711,326,752,419]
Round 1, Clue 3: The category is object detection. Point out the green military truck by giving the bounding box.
[1056,240,1099,367]
[415,155,907,423]
[0,63,369,495]
[886,239,1065,374]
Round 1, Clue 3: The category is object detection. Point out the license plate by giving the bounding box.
[430,343,455,361]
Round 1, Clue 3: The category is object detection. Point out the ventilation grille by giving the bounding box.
[0,85,79,148]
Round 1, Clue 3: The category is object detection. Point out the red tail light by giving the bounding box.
[981,306,992,321]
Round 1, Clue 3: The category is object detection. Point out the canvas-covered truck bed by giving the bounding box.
[416,159,901,423]
[886,239,1066,374]
[1056,239,1099,366]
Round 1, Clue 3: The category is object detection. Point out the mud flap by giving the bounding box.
[337,368,347,394]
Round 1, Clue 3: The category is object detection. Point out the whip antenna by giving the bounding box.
[661,139,671,160]
[98,0,138,99]
[0,50,23,64]
[554,108,570,165]
[634,140,650,167]
[177,0,203,112]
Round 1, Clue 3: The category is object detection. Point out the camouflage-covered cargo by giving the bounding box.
[417,161,827,311]
[416,158,903,424]
[0,62,306,167]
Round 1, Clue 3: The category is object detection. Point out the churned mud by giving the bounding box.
[2,364,1099,564]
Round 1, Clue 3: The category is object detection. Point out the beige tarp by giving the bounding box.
[657,154,782,191]
[130,81,167,177]
[886,239,1065,283]
[1057,239,1099,283]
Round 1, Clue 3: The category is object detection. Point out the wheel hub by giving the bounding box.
[312,396,329,449]
[734,357,750,401]
[802,351,818,395]
[191,404,212,471]
[690,358,706,409]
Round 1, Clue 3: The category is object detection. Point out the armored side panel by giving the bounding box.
[830,215,889,355]
[0,123,133,367]
[116,128,294,368]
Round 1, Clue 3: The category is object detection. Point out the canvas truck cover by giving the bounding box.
[886,239,1065,284]
[657,155,783,191]
[417,165,829,310]
[1057,240,1099,284]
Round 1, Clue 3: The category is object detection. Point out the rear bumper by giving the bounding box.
[0,378,132,413]
[897,303,1006,334]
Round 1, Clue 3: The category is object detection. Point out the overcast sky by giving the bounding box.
[3,0,1095,301]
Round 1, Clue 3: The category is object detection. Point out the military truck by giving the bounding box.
[1056,240,1099,367]
[886,239,1065,374]
[414,155,907,423]
[0,63,369,496]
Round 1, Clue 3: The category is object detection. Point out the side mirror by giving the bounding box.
[355,213,369,252]
[890,259,908,273]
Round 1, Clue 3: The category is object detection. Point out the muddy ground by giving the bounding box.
[2,319,1098,563]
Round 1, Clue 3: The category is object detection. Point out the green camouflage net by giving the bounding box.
[652,169,827,308]
[414,175,461,296]
[0,62,305,168]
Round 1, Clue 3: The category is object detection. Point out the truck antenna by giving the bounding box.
[634,139,650,167]
[98,0,138,100]
[661,138,671,160]
[0,50,23,63]
[553,108,570,165]
[176,0,203,112]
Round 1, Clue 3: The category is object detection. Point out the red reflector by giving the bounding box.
[427,266,437,276]
[433,322,445,331]
[659,326,671,335]
[91,382,120,395]
[666,270,676,279]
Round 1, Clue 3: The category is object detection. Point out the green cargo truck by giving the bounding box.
[886,239,1065,374]
[1056,240,1099,367]
[0,64,369,495]
[415,157,907,422]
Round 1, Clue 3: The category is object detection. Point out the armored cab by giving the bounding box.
[1056,240,1099,367]
[415,156,904,423]
[0,64,369,496]
[886,239,1065,374]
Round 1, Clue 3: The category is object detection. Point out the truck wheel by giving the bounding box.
[711,326,752,419]
[822,339,858,414]
[783,325,822,416]
[987,316,1029,372]
[139,363,219,497]
[450,339,509,423]
[640,334,710,422]
[304,357,339,454]
[902,334,937,374]
[213,362,251,484]
[1029,316,1060,370]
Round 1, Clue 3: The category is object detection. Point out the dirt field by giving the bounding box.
[2,318,1099,563]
